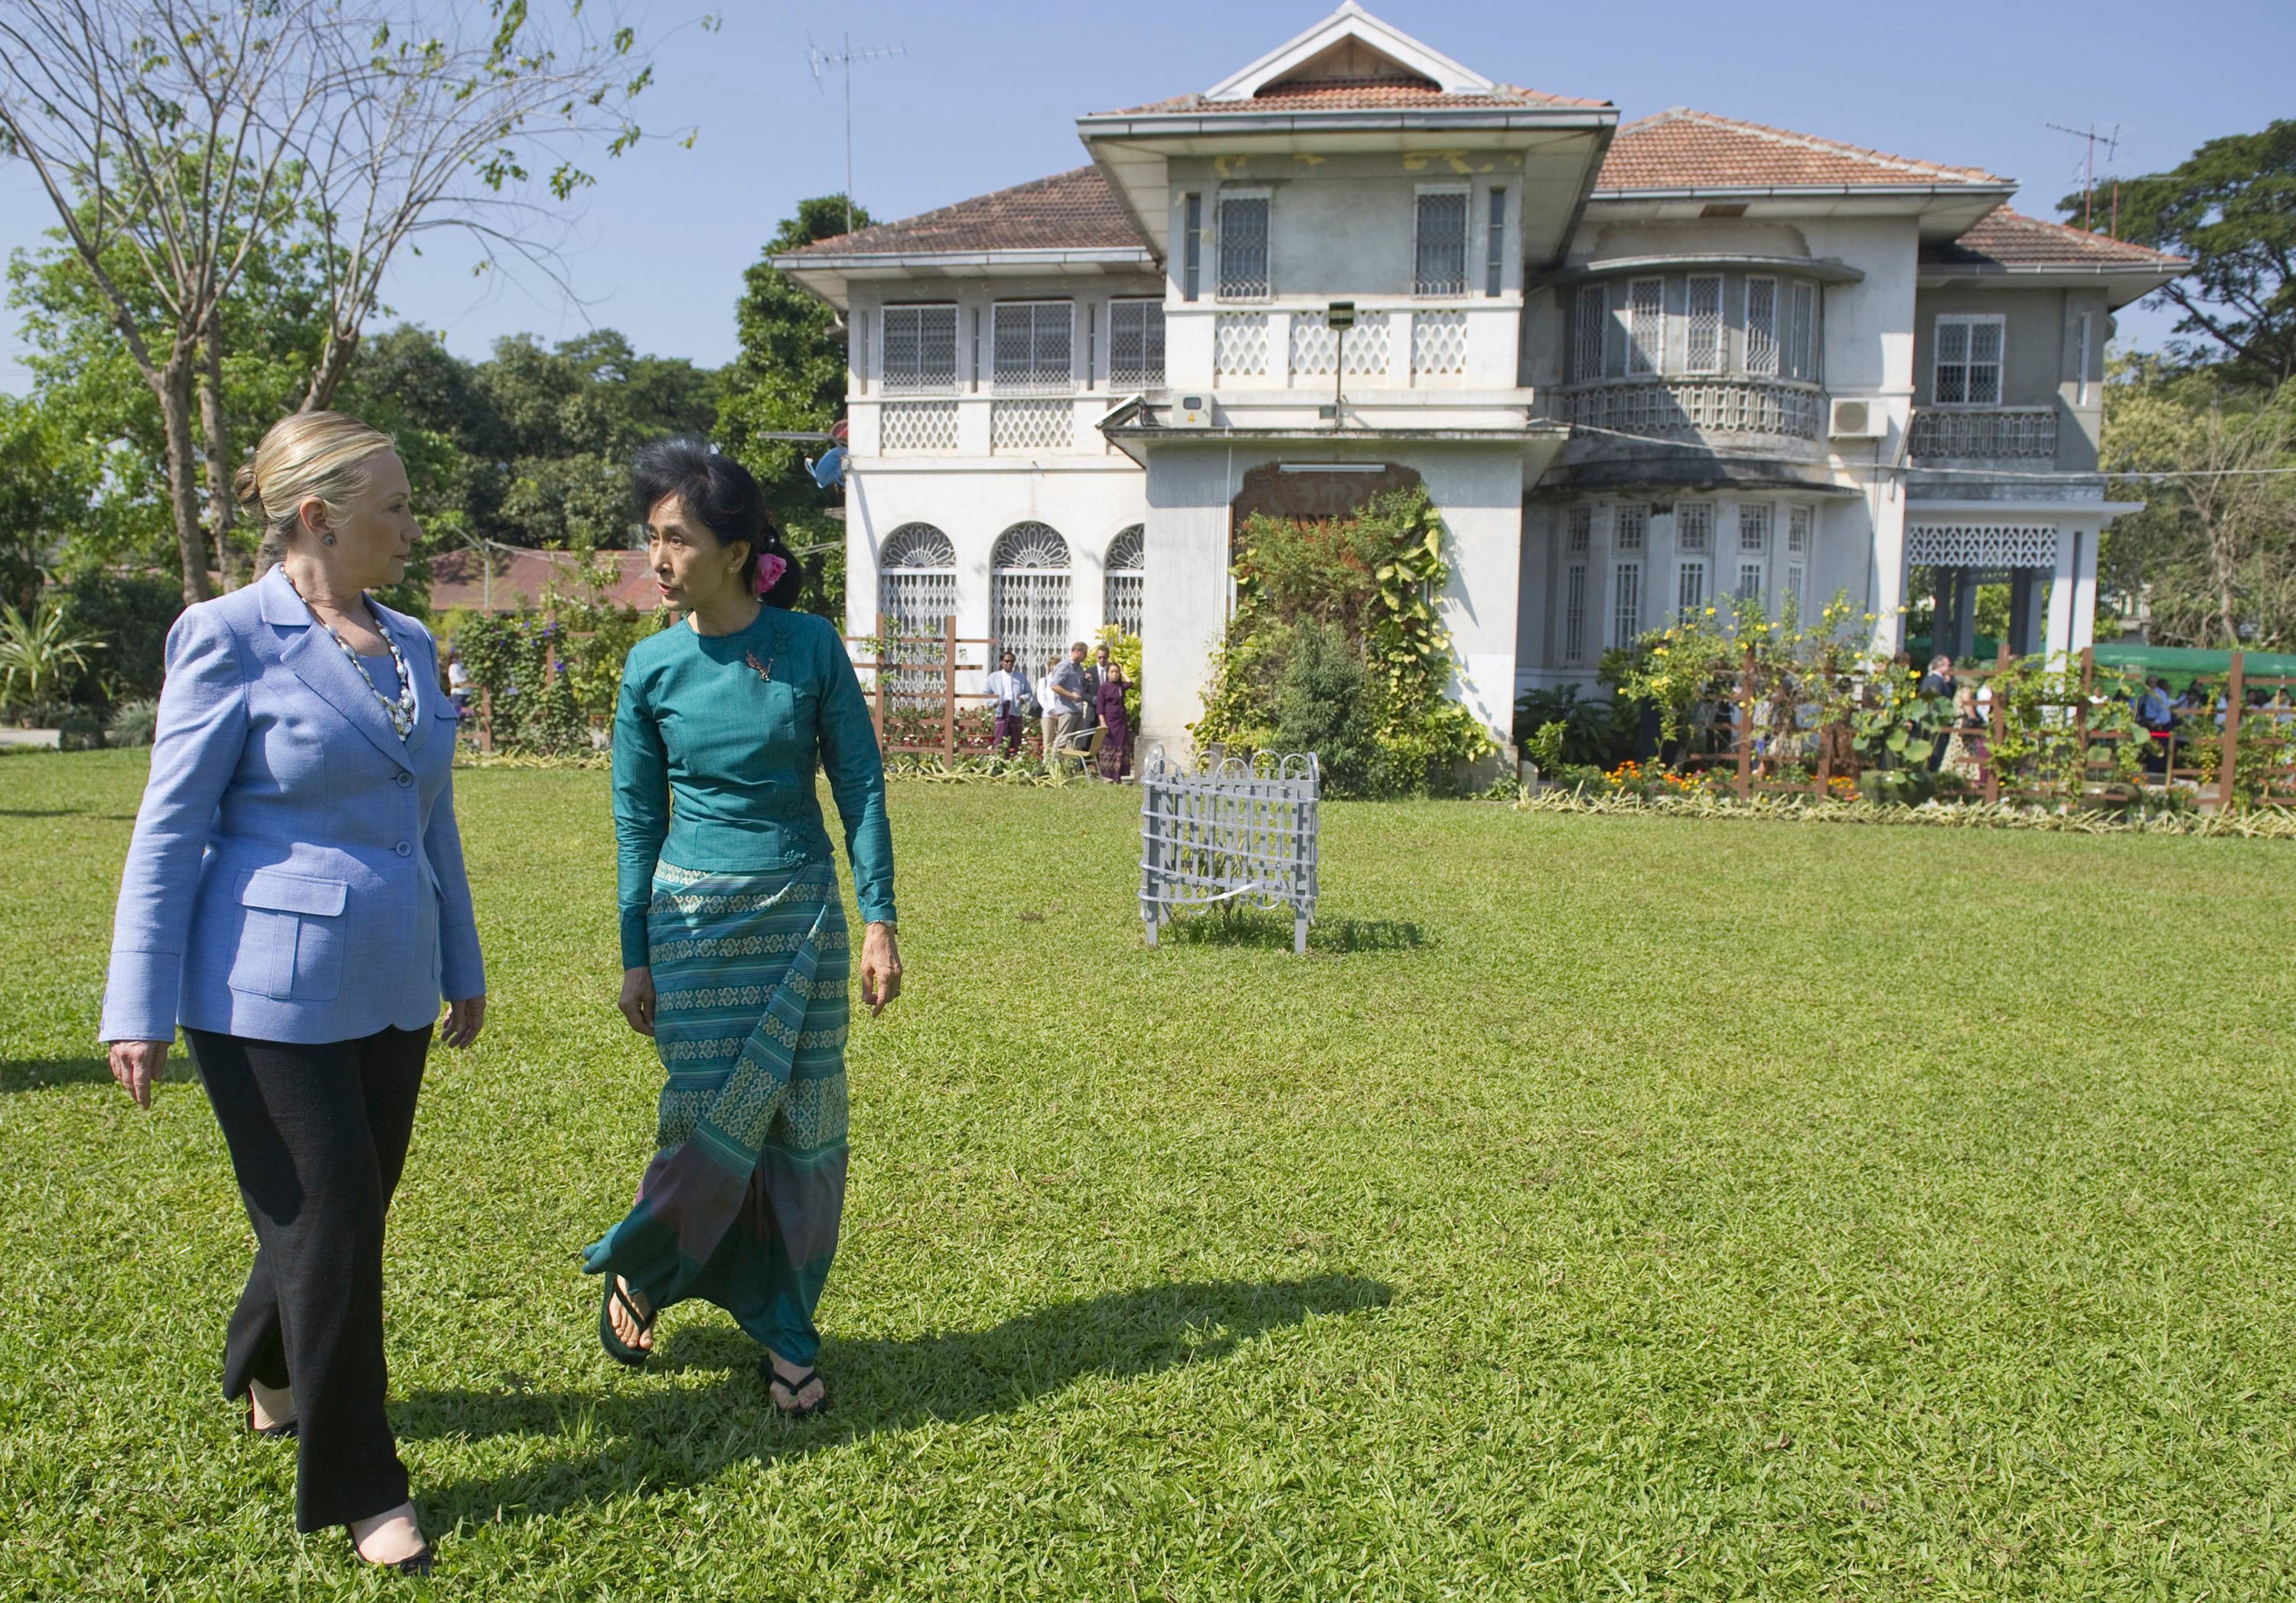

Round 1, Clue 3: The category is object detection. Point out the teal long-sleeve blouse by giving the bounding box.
[612,606,894,968]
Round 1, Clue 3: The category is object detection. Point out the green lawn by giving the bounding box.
[4,752,2294,1599]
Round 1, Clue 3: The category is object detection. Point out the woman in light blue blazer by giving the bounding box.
[100,412,484,1576]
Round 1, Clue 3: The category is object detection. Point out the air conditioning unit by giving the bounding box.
[1827,397,1887,439]
[1168,393,1214,428]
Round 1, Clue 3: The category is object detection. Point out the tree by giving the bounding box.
[722,195,870,616]
[0,0,672,602]
[2074,122,2296,389]
[2101,359,2296,648]
[344,325,720,554]
[0,393,95,613]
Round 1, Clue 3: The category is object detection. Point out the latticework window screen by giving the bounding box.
[882,305,957,393]
[1738,503,1773,553]
[1108,300,1166,388]
[1410,311,1468,375]
[1214,313,1269,376]
[1933,315,2004,406]
[1744,278,1778,377]
[993,302,1073,390]
[1573,286,1606,383]
[1627,279,1664,375]
[1217,193,1270,299]
[877,523,958,662]
[1612,563,1642,650]
[879,401,959,452]
[990,522,1072,677]
[1104,525,1145,638]
[990,399,1073,452]
[1562,563,1587,661]
[1614,503,1648,552]
[1290,312,1389,377]
[1676,502,1713,553]
[1685,275,1722,373]
[1414,190,1469,297]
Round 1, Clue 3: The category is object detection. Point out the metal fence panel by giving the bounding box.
[1139,745,1320,954]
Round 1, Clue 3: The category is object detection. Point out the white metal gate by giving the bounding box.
[990,521,1071,677]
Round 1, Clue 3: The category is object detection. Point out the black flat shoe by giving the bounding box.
[760,1359,829,1418]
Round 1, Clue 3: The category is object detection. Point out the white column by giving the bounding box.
[1139,447,1237,762]
[2044,523,2076,662]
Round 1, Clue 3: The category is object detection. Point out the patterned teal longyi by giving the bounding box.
[582,859,850,1365]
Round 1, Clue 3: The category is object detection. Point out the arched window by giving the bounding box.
[990,521,1071,678]
[877,524,957,640]
[1103,525,1144,638]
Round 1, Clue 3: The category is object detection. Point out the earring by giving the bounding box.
[321,534,337,546]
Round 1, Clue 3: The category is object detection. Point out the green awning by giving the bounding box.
[2090,644,2296,687]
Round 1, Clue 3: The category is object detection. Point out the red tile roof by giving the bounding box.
[1597,108,2007,191]
[429,547,660,615]
[778,166,1148,260]
[1921,208,2188,270]
[1107,81,1609,114]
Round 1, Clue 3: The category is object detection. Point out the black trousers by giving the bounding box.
[184,1024,430,1533]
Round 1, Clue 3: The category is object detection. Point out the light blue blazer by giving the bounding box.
[101,563,484,1045]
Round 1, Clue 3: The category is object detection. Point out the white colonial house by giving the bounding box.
[775,3,2183,760]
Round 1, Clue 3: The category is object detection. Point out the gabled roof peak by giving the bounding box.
[1204,3,1493,102]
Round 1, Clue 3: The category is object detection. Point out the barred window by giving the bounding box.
[1108,299,1166,388]
[1786,282,1820,382]
[1182,194,1202,302]
[1615,503,1648,553]
[1612,563,1642,651]
[1572,285,1607,383]
[1787,505,1811,556]
[1744,277,1778,377]
[993,302,1073,390]
[1685,274,1723,374]
[1677,560,1707,617]
[1485,188,1506,298]
[1566,504,1592,553]
[878,523,958,641]
[1738,503,1773,553]
[1104,525,1145,638]
[1934,313,2003,406]
[1217,192,1270,300]
[1414,188,1469,298]
[1563,563,1587,661]
[1784,563,1805,618]
[881,304,957,393]
[1676,502,1713,553]
[1737,563,1764,605]
[1627,278,1663,376]
[990,522,1072,676]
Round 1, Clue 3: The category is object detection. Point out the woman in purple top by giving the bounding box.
[1095,656,1133,782]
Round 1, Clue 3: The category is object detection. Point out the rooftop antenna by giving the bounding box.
[2047,121,2121,233]
[808,32,906,237]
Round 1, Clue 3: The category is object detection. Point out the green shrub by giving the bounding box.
[56,573,179,708]
[106,697,158,748]
[1191,487,1494,797]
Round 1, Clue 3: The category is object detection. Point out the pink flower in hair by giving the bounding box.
[752,553,788,596]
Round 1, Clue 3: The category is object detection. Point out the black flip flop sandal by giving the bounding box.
[598,1278,657,1368]
[761,1360,829,1418]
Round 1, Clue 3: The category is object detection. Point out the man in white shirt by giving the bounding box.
[985,650,1030,757]
[1043,642,1091,772]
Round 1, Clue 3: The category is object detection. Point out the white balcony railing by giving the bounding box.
[1908,407,2057,459]
[1556,377,1823,440]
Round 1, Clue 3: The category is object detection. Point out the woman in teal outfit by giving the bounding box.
[585,437,900,1415]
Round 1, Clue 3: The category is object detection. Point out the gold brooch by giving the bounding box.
[745,649,775,683]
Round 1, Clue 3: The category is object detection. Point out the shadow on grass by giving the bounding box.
[1156,913,1430,952]
[1,1056,112,1093]
[403,1273,1388,1524]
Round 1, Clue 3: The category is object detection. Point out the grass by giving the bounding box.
[4,750,2295,1599]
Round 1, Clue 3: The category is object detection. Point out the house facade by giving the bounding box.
[775,3,2183,759]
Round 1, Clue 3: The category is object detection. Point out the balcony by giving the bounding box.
[1553,376,1823,441]
[1908,407,2057,461]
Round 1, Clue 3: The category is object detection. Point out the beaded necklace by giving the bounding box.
[285,572,417,739]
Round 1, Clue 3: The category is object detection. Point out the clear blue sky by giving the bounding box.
[1,0,2286,391]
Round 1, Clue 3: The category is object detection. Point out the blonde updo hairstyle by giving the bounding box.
[236,411,396,573]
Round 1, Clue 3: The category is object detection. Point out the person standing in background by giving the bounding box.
[985,650,1029,758]
[1095,656,1133,782]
